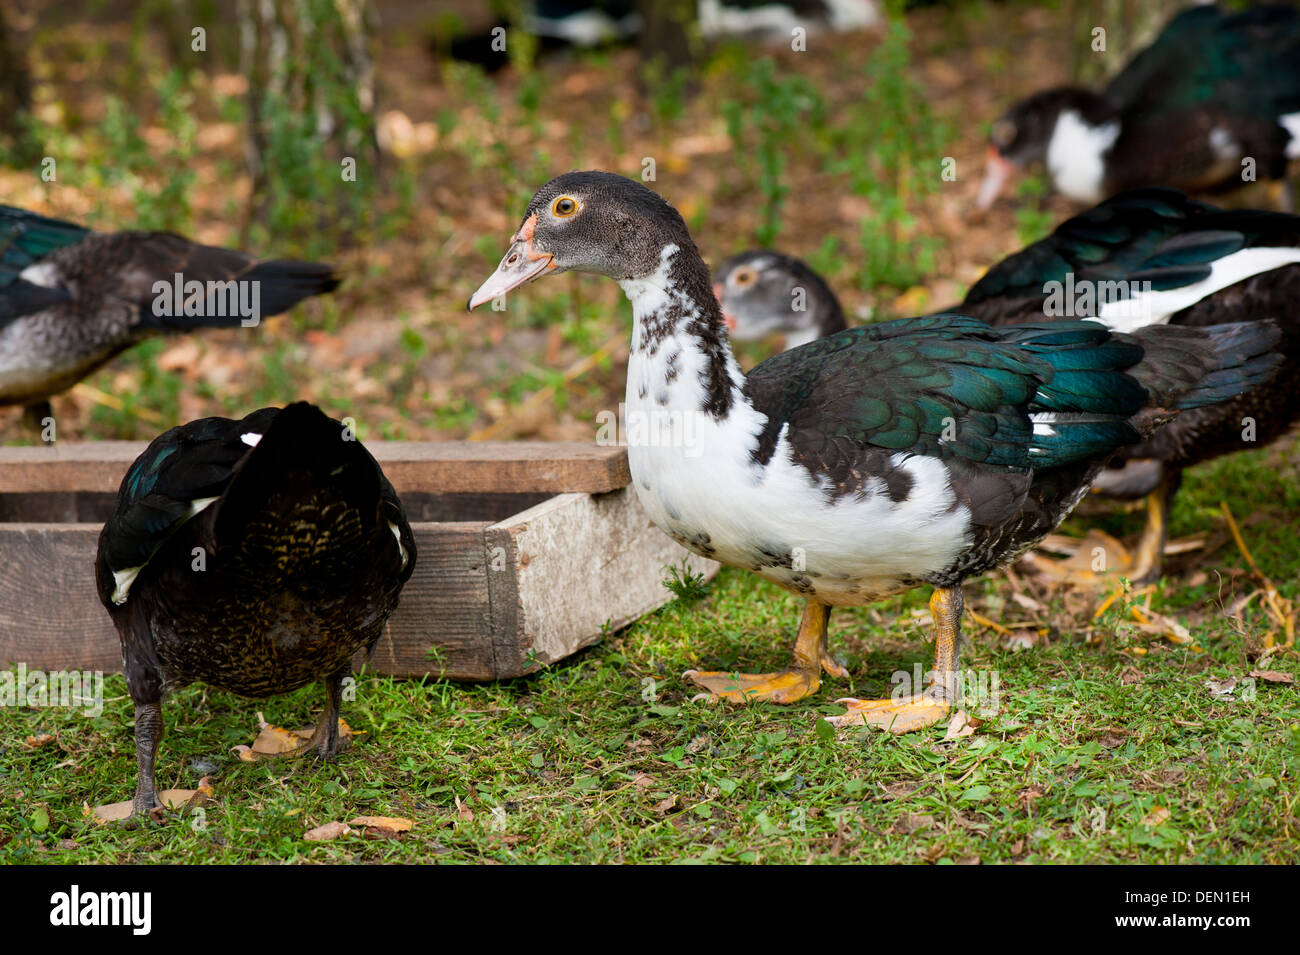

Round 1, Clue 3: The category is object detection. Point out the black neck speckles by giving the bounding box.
[634,242,737,420]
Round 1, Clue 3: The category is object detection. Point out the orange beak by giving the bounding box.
[974,145,1019,212]
[712,282,737,330]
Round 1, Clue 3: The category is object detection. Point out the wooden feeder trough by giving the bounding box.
[0,442,718,682]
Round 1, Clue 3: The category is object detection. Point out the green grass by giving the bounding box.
[2,441,1298,864]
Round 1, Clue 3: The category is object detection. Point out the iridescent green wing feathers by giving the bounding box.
[742,314,1145,474]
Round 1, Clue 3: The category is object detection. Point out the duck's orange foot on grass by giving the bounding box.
[685,667,821,704]
[687,598,846,704]
[824,693,950,734]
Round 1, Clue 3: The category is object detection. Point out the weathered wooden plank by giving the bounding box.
[0,484,719,683]
[0,491,117,524]
[399,491,550,524]
[361,522,497,681]
[496,487,720,665]
[0,490,549,526]
[0,441,631,495]
[483,522,525,679]
[0,522,503,682]
[0,525,120,672]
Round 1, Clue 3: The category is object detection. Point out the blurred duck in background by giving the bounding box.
[977,4,1300,210]
[0,205,339,431]
[439,0,880,71]
[713,250,848,351]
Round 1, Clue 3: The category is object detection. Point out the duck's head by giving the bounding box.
[976,87,1116,210]
[712,250,846,346]
[468,171,697,308]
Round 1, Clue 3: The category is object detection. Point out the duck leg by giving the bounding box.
[130,699,166,819]
[1026,459,1191,587]
[21,399,53,435]
[294,663,352,760]
[1124,469,1181,586]
[824,586,962,733]
[685,598,843,704]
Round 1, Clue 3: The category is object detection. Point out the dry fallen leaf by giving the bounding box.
[455,796,474,823]
[1130,606,1193,644]
[241,712,357,759]
[943,710,980,740]
[349,815,413,834]
[1206,677,1237,697]
[89,787,211,823]
[250,721,303,755]
[1249,670,1295,685]
[631,773,655,789]
[1010,592,1042,611]
[304,821,352,842]
[891,812,936,835]
[1001,631,1038,651]
[24,733,56,749]
[1142,807,1170,828]
[652,796,678,815]
[157,340,201,374]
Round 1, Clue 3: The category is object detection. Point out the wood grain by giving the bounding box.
[0,525,120,671]
[0,488,717,682]
[0,441,631,495]
[499,488,719,667]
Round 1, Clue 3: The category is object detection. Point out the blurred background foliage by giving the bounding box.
[0,0,1190,442]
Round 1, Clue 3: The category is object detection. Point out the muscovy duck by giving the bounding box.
[976,4,1300,209]
[442,0,878,71]
[96,402,415,818]
[0,205,339,427]
[467,171,1281,732]
[712,190,1300,582]
[964,188,1300,580]
[714,250,847,349]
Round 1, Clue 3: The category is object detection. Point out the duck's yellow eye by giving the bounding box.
[552,196,578,217]
[732,267,757,287]
[991,119,1016,148]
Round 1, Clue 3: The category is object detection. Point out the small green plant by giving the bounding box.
[644,61,692,129]
[87,340,183,436]
[721,57,825,247]
[663,560,710,603]
[1014,174,1056,247]
[96,67,196,232]
[826,2,948,294]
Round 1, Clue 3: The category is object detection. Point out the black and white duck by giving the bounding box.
[965,188,1300,580]
[0,205,339,428]
[710,190,1300,582]
[95,402,415,818]
[443,0,878,71]
[468,171,1281,732]
[976,4,1300,210]
[713,250,847,350]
